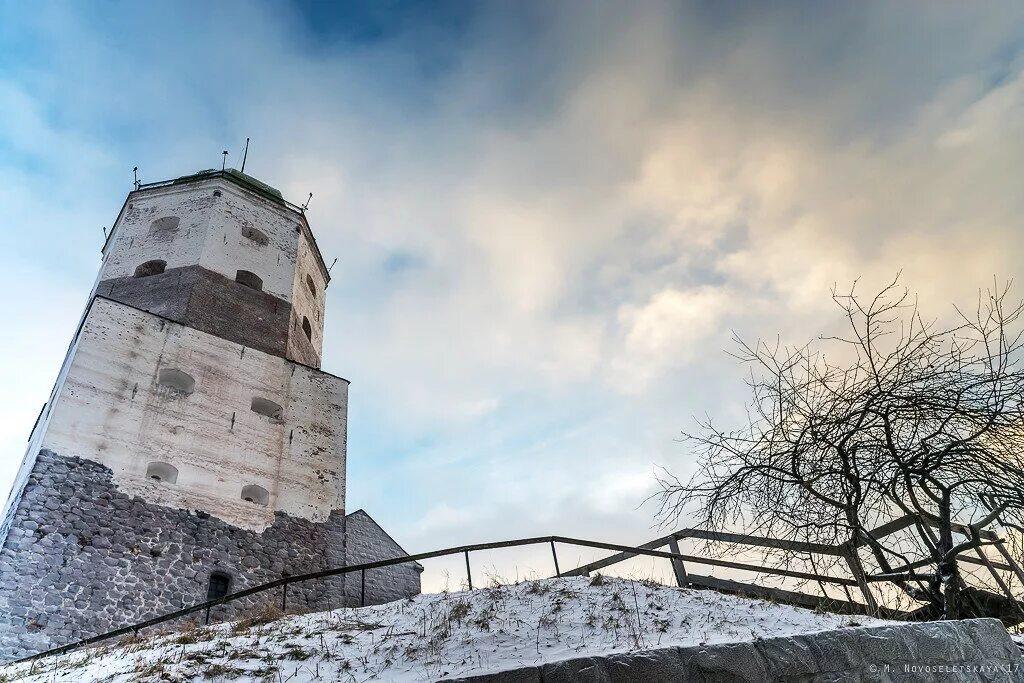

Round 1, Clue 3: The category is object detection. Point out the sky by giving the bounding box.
[1,1,1023,587]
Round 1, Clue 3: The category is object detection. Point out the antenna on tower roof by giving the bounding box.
[328,258,337,274]
[301,192,313,213]
[240,137,250,173]
[221,150,228,171]
[132,167,140,190]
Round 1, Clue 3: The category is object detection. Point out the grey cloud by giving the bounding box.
[0,2,1022,578]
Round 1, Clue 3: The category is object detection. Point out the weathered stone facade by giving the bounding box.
[0,451,349,661]
[95,265,301,365]
[36,296,348,532]
[344,509,424,607]
[0,168,422,662]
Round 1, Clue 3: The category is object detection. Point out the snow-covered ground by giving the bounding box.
[0,576,890,682]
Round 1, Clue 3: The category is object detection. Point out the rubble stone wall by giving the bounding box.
[344,509,422,607]
[0,451,347,662]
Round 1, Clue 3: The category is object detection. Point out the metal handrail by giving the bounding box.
[13,534,859,664]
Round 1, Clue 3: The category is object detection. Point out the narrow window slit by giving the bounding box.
[240,485,269,506]
[146,462,178,484]
[251,397,283,420]
[157,368,195,394]
[134,260,166,278]
[241,226,268,246]
[235,270,263,291]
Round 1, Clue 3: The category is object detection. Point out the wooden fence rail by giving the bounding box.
[15,515,1024,666]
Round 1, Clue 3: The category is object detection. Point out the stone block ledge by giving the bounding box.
[445,618,1024,682]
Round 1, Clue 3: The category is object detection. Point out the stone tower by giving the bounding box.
[0,169,421,661]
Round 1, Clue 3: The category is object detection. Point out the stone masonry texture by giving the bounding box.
[95,266,300,364]
[447,618,1024,682]
[343,509,423,607]
[0,451,417,662]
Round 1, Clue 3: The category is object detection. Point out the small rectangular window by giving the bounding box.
[207,572,231,600]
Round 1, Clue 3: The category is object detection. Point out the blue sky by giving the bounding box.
[2,1,1024,584]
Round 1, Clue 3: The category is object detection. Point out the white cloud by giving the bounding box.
[612,287,732,392]
[1,1,1023,575]
[415,502,474,535]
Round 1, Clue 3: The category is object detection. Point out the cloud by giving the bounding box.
[612,286,733,392]
[1,1,1023,582]
[415,502,475,535]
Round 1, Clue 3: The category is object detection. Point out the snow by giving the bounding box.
[0,576,891,682]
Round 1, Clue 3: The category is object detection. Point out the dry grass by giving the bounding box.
[231,604,285,633]
[201,662,247,680]
[173,622,215,646]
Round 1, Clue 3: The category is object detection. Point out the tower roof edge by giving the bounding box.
[104,168,333,285]
[171,168,286,205]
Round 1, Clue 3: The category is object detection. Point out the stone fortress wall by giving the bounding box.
[0,169,421,662]
[344,509,424,607]
[39,297,348,530]
[0,451,347,661]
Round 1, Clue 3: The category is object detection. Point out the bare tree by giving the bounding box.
[656,277,1024,618]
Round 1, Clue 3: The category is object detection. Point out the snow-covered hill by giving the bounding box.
[0,576,889,682]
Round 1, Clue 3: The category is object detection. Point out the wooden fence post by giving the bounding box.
[844,548,878,613]
[993,541,1024,589]
[667,538,688,588]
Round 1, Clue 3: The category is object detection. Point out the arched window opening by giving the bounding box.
[207,572,231,600]
[157,368,195,395]
[241,484,270,506]
[241,226,268,246]
[250,397,283,420]
[149,216,180,234]
[302,316,312,341]
[146,462,178,484]
[134,260,166,278]
[213,190,222,197]
[305,275,316,297]
[235,270,263,291]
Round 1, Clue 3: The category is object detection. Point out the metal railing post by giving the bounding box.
[550,541,561,577]
[465,551,473,590]
[360,569,366,607]
[281,581,288,611]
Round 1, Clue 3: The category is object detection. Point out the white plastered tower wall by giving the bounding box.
[39,297,348,532]
[78,169,342,525]
[290,234,328,363]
